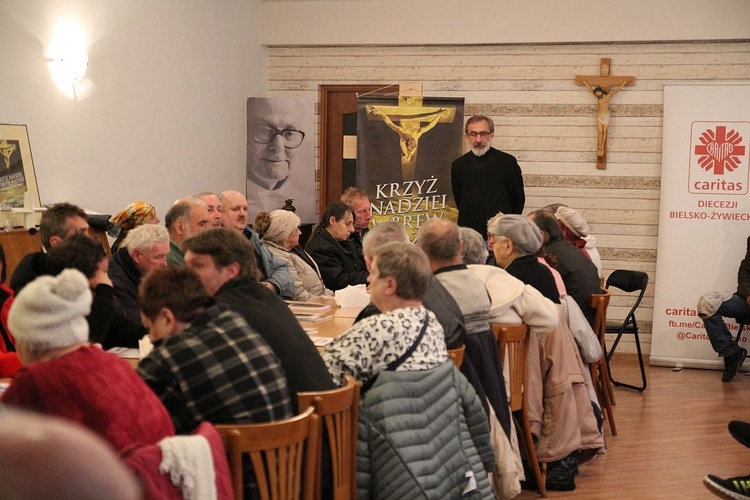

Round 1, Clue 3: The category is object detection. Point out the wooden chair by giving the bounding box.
[447,344,466,368]
[297,376,360,500]
[492,323,547,498]
[590,289,617,437]
[216,406,321,500]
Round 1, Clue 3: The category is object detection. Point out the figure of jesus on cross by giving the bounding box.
[575,58,635,169]
[366,98,455,181]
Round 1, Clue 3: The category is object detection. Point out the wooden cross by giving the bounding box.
[575,58,635,169]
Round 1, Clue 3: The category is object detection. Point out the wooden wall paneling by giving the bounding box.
[267,41,750,355]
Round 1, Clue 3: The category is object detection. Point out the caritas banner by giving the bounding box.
[356,96,464,241]
[651,84,750,369]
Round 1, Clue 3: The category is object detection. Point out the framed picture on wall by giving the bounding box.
[0,124,41,210]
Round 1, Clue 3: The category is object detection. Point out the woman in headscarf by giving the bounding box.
[254,209,333,302]
[110,201,159,252]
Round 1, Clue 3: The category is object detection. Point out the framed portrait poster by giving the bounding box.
[0,124,41,210]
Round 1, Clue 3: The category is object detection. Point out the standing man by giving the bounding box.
[164,197,211,266]
[451,115,525,236]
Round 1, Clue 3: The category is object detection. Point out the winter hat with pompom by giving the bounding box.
[9,268,92,351]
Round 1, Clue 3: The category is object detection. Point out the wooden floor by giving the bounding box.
[516,353,749,499]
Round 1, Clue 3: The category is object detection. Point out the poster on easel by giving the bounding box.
[356,96,463,241]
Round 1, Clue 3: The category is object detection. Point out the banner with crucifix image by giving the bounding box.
[357,96,463,240]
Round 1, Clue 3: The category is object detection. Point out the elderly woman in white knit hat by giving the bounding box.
[554,206,603,280]
[1,268,175,455]
[254,209,334,302]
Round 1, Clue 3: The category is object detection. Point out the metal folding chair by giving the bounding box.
[605,270,649,392]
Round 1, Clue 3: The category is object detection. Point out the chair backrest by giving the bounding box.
[492,323,530,412]
[216,406,321,500]
[605,270,648,330]
[447,344,466,368]
[297,376,360,500]
[590,289,612,344]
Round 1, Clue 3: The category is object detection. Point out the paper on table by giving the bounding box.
[107,347,140,359]
[334,284,370,308]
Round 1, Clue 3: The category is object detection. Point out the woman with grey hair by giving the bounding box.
[322,241,495,499]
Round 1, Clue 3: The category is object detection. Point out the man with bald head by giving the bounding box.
[417,217,511,438]
[218,190,294,298]
[165,197,210,266]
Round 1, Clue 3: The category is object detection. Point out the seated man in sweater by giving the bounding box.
[108,224,169,322]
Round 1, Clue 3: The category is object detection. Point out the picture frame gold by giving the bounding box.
[0,124,41,220]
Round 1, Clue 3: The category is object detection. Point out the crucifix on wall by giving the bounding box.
[575,58,635,169]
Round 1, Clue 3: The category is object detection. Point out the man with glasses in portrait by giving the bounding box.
[450,115,525,238]
[246,98,315,223]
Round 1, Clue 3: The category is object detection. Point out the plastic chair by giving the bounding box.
[447,344,466,368]
[493,323,547,498]
[216,406,321,500]
[297,376,360,500]
[605,270,649,392]
[590,290,617,437]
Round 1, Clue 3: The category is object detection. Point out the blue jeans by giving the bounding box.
[703,294,750,357]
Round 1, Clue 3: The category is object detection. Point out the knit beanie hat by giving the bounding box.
[555,206,590,237]
[488,214,544,254]
[9,269,92,351]
[263,209,301,245]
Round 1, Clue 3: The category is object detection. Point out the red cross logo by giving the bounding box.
[694,126,746,175]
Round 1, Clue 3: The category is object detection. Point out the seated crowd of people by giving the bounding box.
[0,187,610,499]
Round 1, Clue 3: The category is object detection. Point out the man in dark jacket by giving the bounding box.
[451,115,525,236]
[108,224,169,322]
[698,236,750,382]
[10,202,90,294]
[183,227,336,399]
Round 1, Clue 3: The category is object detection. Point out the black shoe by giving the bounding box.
[704,473,750,499]
[723,348,748,382]
[729,421,750,448]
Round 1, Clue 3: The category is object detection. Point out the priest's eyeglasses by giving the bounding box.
[467,131,491,138]
[252,125,305,149]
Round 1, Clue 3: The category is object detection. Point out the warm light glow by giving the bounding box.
[46,18,94,100]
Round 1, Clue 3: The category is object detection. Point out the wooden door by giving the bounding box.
[318,84,393,214]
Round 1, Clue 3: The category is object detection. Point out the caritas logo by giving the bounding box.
[689,122,750,194]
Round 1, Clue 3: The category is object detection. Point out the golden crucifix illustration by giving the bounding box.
[366,97,456,181]
[0,140,16,171]
[575,58,635,169]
